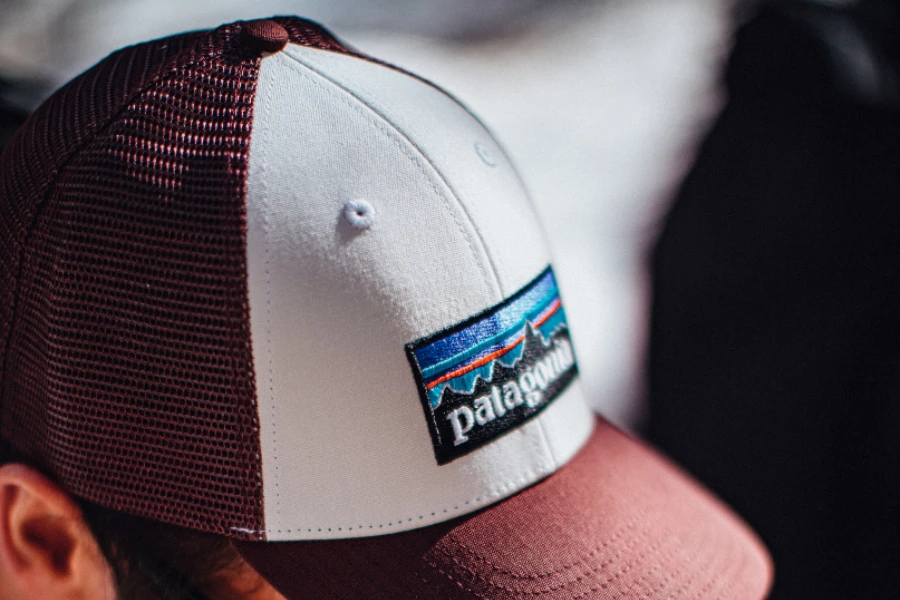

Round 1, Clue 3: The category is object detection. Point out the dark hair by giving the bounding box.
[0,439,248,600]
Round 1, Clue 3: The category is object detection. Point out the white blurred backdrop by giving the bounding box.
[0,0,736,428]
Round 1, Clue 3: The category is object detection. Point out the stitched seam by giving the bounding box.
[441,511,648,591]
[423,565,491,600]
[533,411,557,475]
[242,50,554,537]
[580,508,720,600]
[712,536,746,600]
[633,539,677,599]
[632,519,706,599]
[426,512,655,597]
[256,59,281,533]
[693,517,742,600]
[441,511,646,581]
[0,38,209,428]
[662,502,737,600]
[666,510,720,600]
[281,46,505,300]
[238,464,553,535]
[717,539,748,600]
[570,529,668,599]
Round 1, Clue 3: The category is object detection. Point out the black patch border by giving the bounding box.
[405,266,578,465]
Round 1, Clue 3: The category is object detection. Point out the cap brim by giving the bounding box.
[233,416,773,599]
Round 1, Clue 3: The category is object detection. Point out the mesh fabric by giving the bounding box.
[0,18,353,539]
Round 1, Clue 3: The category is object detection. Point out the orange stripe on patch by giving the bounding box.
[425,298,561,390]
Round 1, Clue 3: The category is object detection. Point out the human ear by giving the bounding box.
[0,464,116,599]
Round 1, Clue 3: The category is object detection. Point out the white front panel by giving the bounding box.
[284,44,550,298]
[244,46,593,540]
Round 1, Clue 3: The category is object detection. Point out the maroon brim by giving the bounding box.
[233,416,773,599]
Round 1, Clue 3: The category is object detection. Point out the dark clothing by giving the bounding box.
[0,76,41,151]
[647,3,900,598]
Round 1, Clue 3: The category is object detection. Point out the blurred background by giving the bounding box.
[1,0,736,430]
[1,0,898,597]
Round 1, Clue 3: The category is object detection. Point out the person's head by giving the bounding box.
[0,439,285,599]
[0,16,773,599]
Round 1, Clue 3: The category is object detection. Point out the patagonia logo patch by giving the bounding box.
[406,267,578,464]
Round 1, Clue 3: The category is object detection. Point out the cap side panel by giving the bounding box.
[273,16,466,111]
[247,49,549,540]
[1,27,267,537]
[0,29,208,402]
[0,17,370,412]
[284,45,552,298]
[276,48,572,473]
[244,47,593,540]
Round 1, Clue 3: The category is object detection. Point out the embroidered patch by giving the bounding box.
[406,267,578,464]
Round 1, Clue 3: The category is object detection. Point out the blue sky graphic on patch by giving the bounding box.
[406,267,578,464]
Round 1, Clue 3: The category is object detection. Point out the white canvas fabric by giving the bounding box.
[244,44,594,541]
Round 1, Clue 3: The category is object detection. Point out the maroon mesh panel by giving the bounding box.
[0,30,206,387]
[0,18,358,539]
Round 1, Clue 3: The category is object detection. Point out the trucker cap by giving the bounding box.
[0,17,772,598]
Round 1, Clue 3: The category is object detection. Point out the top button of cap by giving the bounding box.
[242,20,289,53]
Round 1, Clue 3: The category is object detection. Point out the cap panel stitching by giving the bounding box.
[256,51,282,538]
[434,511,645,581]
[280,47,503,301]
[2,26,269,537]
[423,515,655,597]
[249,50,552,535]
[268,55,565,535]
[235,463,554,535]
[0,32,210,430]
[282,47,564,476]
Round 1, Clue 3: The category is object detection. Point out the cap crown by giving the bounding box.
[242,42,591,540]
[0,17,593,541]
[0,18,361,537]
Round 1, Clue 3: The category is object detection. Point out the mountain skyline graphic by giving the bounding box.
[427,321,578,464]
[435,321,572,409]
